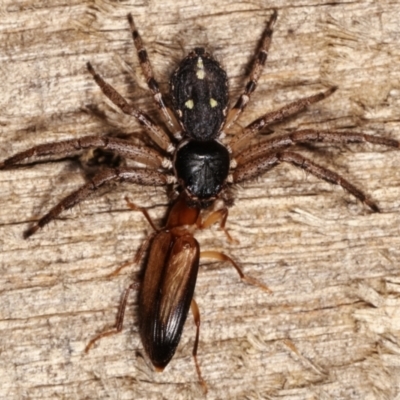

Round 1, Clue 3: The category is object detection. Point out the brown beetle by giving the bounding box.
[85,193,269,389]
[1,8,396,393]
[137,195,201,372]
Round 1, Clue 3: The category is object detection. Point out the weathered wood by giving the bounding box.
[1,1,400,399]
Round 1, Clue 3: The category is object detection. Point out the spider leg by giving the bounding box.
[127,14,182,137]
[24,167,169,238]
[235,129,400,165]
[225,10,278,130]
[230,87,337,153]
[233,150,380,212]
[0,135,170,169]
[87,62,174,153]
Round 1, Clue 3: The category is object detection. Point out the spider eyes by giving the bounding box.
[184,98,218,109]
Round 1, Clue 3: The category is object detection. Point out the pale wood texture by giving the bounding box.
[1,1,400,399]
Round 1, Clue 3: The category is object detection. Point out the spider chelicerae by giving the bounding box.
[1,10,398,238]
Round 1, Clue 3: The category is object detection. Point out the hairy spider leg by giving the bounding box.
[225,9,278,129]
[87,62,174,153]
[127,14,182,137]
[24,167,168,238]
[235,129,400,165]
[233,150,382,212]
[229,87,337,154]
[0,135,167,169]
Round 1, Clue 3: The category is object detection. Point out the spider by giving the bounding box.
[1,11,398,238]
[1,12,398,242]
[1,8,399,389]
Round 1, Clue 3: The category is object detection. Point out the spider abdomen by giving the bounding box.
[170,48,229,141]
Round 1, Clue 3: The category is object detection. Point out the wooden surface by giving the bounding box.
[1,1,400,399]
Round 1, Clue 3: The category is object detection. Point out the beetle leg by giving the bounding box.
[200,208,228,229]
[190,299,208,393]
[85,282,139,353]
[125,196,160,231]
[24,167,168,238]
[199,208,237,244]
[200,251,272,293]
[105,196,161,276]
[108,231,157,277]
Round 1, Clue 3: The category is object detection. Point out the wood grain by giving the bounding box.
[1,1,400,399]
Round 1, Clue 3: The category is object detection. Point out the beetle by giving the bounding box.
[84,192,260,389]
[1,9,399,389]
